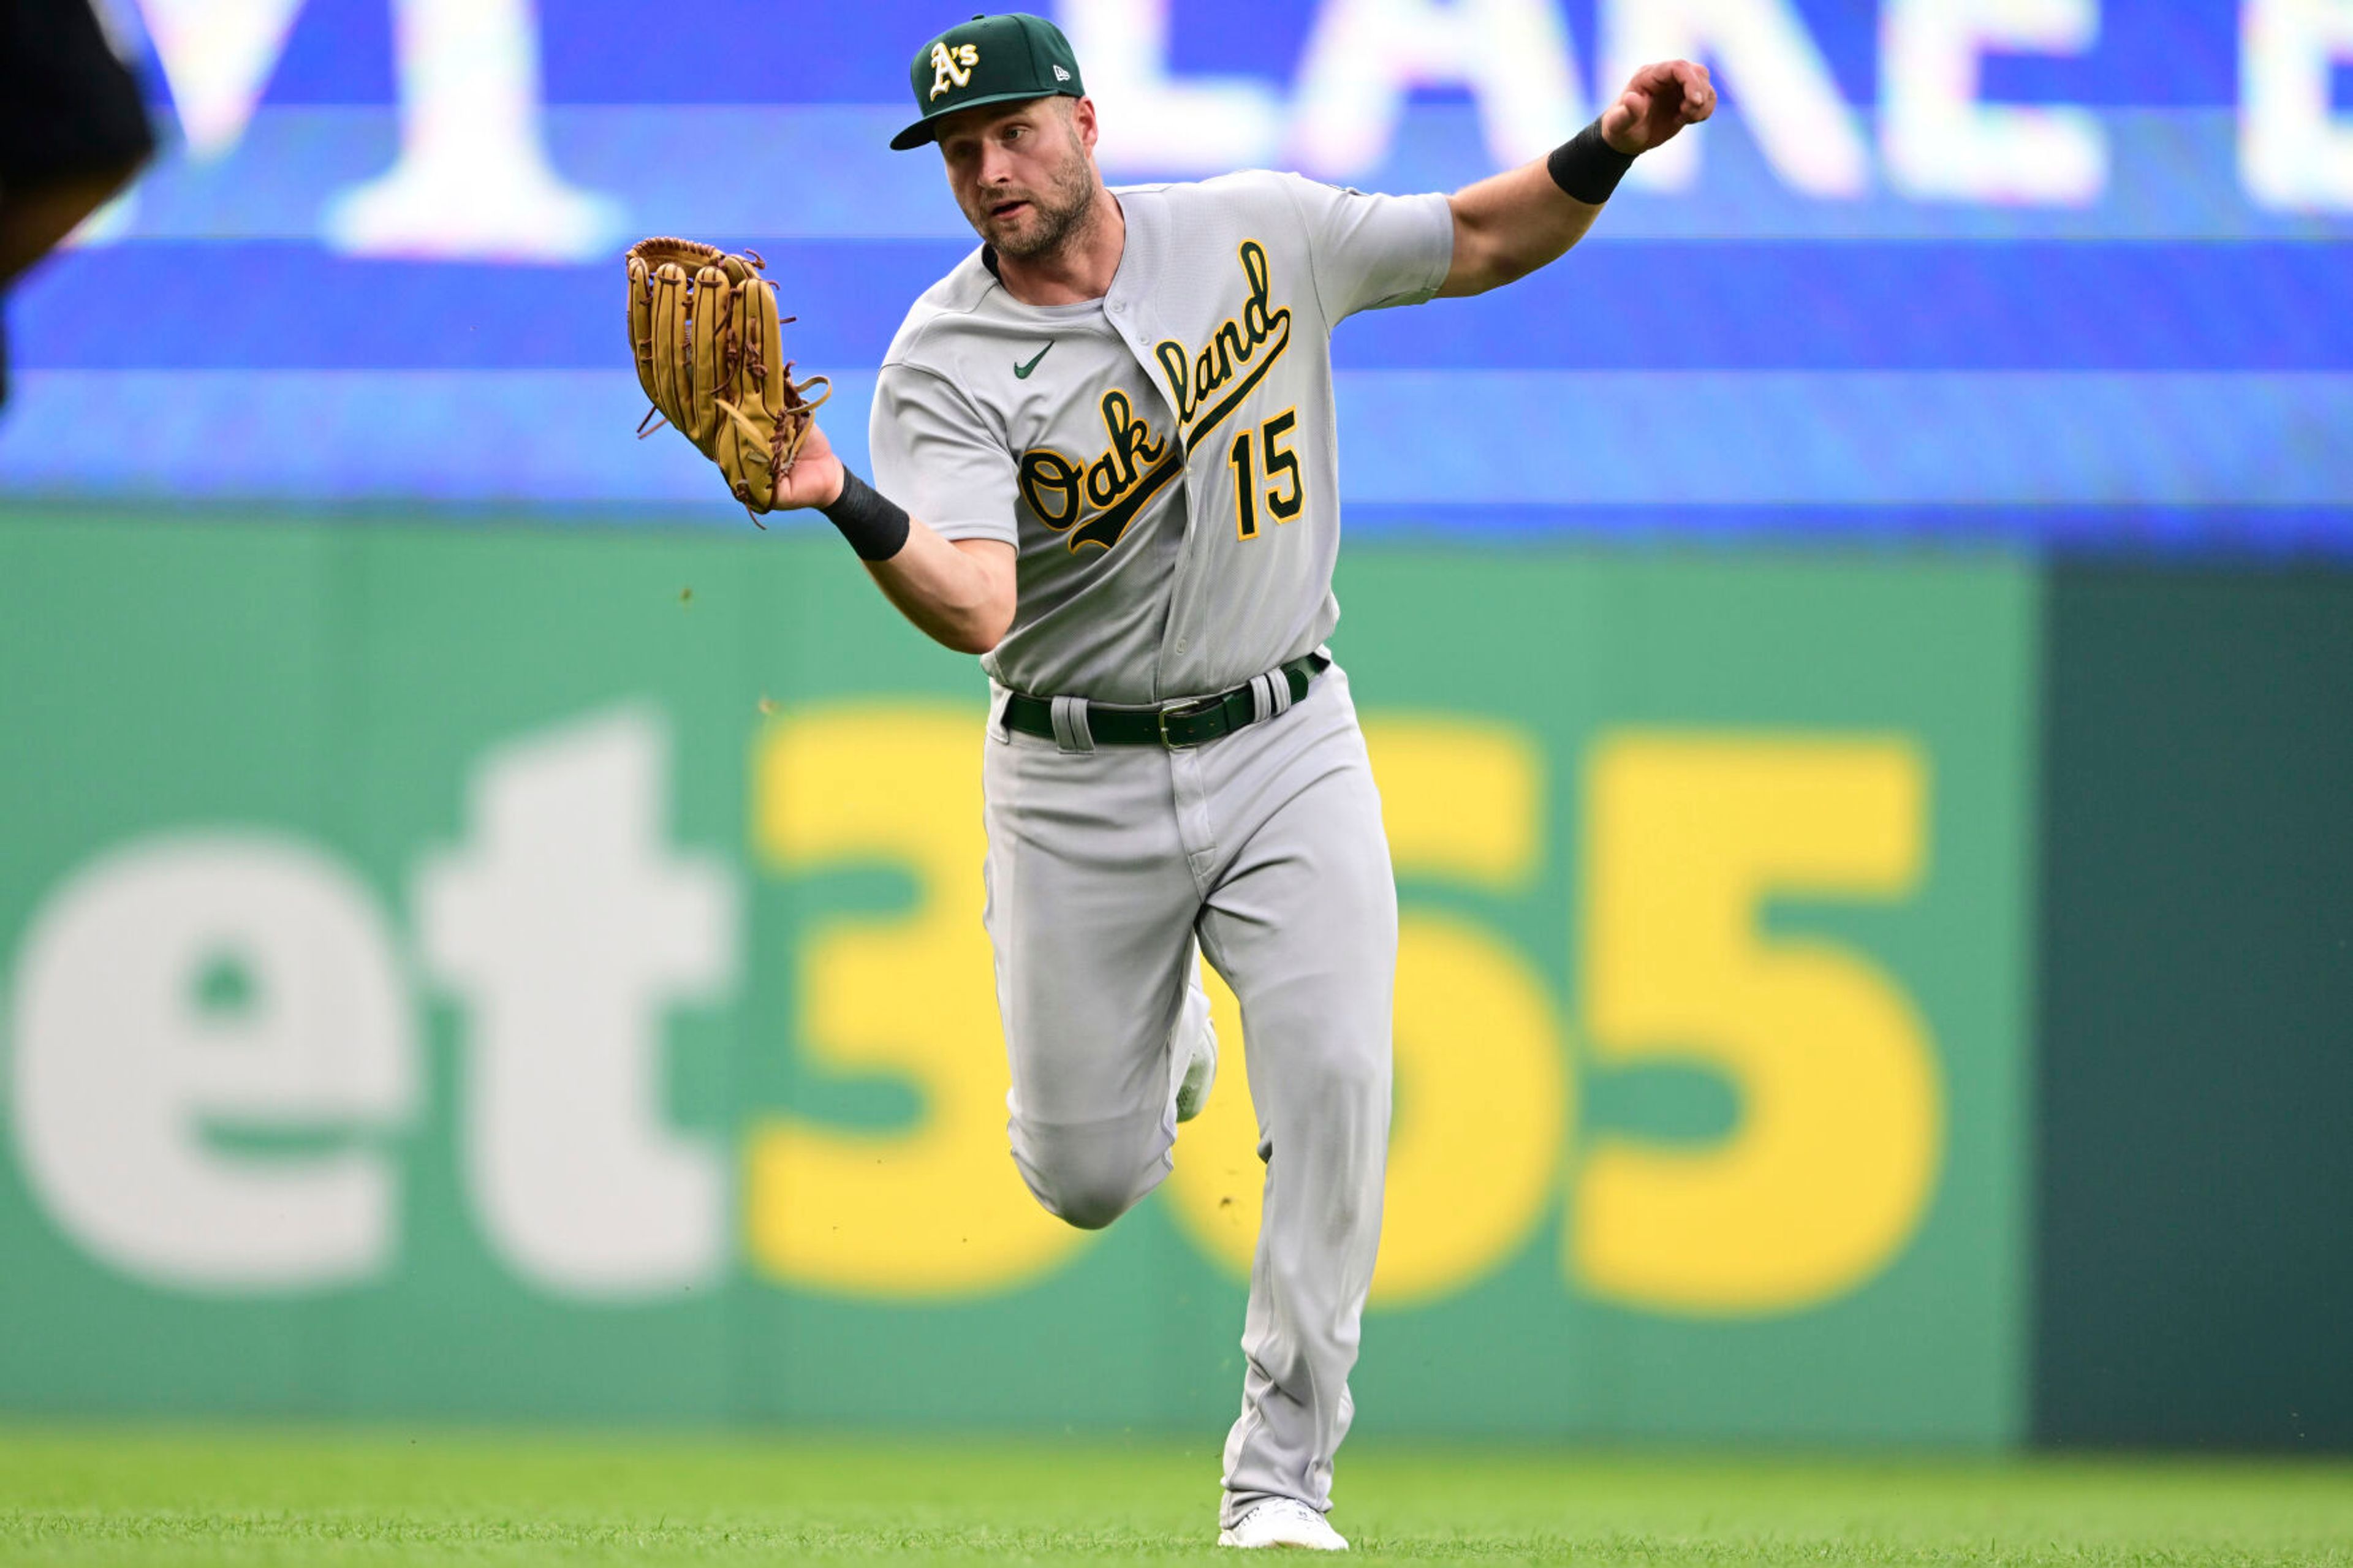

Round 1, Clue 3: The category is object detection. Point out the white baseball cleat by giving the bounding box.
[1218,1498,1348,1550]
[1173,980,1218,1124]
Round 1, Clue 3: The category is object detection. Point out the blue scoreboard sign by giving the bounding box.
[4,0,2350,553]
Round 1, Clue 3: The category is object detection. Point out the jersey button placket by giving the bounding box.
[1115,301,1209,693]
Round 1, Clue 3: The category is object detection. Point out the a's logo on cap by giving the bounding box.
[928,40,980,100]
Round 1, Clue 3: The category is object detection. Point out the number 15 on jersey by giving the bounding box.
[1228,409,1303,540]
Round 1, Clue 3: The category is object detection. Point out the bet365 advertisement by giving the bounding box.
[0,515,2033,1442]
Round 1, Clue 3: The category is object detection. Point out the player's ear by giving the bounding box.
[1070,96,1098,155]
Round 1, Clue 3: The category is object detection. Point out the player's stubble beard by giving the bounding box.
[964,117,1104,264]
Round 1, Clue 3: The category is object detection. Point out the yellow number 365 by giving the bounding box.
[746,706,1942,1317]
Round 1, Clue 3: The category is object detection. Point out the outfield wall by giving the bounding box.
[2033,567,2353,1450]
[0,512,2037,1445]
[3,513,2346,1449]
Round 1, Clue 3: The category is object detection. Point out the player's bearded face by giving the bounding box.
[953,107,1099,261]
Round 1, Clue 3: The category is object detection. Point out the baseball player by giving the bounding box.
[770,13,1713,1550]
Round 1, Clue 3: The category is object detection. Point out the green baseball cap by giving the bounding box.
[889,12,1086,151]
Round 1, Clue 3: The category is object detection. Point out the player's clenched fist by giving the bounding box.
[1600,60,1717,156]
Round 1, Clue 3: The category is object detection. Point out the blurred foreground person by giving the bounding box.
[1,0,154,406]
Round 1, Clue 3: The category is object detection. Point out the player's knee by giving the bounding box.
[1292,1030,1390,1109]
[1011,1123,1168,1231]
[1023,1160,1151,1230]
[1034,1175,1140,1231]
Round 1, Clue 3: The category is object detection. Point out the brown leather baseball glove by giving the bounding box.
[626,237,830,520]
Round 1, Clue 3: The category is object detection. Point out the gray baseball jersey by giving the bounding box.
[869,169,1452,1529]
[869,171,1453,705]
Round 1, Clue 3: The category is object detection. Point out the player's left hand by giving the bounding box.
[1600,60,1716,156]
[768,414,848,512]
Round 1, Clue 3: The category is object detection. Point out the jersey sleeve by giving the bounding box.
[867,362,1020,547]
[1278,173,1455,322]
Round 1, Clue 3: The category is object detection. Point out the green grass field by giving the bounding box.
[2,1428,2347,1566]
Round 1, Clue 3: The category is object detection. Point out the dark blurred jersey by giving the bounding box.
[1,0,156,403]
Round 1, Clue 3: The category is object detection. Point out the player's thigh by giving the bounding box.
[982,731,1203,1126]
[1195,712,1398,1099]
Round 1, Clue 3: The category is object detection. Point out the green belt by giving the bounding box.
[1001,654,1328,749]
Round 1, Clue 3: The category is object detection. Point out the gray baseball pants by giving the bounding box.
[980,663,1397,1526]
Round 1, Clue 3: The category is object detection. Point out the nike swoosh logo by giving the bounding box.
[1014,342,1053,379]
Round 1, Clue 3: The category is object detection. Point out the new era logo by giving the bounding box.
[1053,64,1071,81]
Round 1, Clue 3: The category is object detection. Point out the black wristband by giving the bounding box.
[1546,118,1635,205]
[820,467,912,562]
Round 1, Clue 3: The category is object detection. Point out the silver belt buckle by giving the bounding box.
[1157,694,1223,749]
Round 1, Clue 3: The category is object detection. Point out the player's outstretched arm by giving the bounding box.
[771,419,1018,657]
[1439,59,1715,298]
